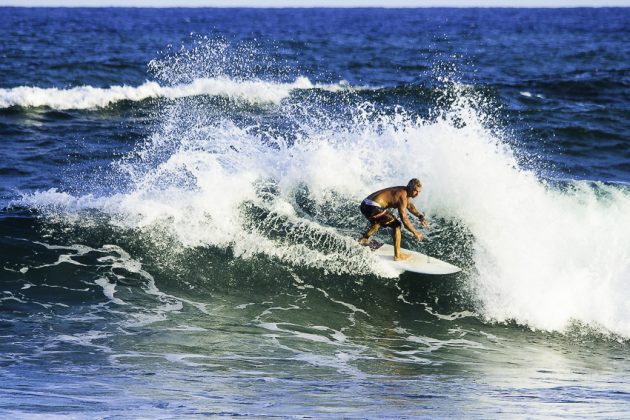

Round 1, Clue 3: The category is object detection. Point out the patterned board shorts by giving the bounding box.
[359,201,401,229]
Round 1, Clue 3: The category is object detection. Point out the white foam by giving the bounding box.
[94,277,127,305]
[0,292,27,304]
[520,91,544,99]
[163,353,215,367]
[257,322,346,345]
[0,77,355,110]
[55,331,112,353]
[258,326,367,377]
[17,79,630,338]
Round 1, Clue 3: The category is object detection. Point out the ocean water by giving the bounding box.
[1,7,630,417]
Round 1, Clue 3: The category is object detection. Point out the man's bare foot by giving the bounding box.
[358,238,369,246]
[394,252,412,261]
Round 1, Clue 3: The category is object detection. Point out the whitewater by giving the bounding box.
[16,73,630,338]
[0,76,356,109]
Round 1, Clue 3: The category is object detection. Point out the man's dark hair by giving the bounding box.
[407,178,422,194]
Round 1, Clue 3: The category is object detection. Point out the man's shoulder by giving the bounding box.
[386,185,407,193]
[387,187,408,205]
[393,186,408,196]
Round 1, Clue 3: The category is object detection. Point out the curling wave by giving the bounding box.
[15,39,630,339]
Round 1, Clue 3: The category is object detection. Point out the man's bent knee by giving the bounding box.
[387,219,401,229]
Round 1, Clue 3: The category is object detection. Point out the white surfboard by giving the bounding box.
[372,243,461,275]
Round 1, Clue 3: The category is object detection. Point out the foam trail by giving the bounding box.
[0,77,353,110]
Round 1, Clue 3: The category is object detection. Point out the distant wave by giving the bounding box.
[0,77,355,110]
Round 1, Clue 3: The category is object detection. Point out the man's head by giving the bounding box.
[406,178,422,198]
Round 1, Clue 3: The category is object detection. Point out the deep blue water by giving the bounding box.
[1,7,630,417]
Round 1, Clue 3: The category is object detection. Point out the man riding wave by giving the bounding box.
[359,178,429,261]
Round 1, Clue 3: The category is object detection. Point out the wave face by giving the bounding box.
[17,38,630,337]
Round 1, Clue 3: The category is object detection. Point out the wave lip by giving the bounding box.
[0,77,354,110]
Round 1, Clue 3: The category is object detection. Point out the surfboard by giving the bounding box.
[368,241,461,275]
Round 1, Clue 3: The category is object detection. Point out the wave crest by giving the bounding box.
[0,77,353,110]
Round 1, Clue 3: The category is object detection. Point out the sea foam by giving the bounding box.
[0,77,352,110]
[16,41,630,338]
[20,87,630,337]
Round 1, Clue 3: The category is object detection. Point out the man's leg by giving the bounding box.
[393,225,411,261]
[359,223,380,245]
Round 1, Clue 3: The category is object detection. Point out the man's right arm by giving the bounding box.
[398,202,423,241]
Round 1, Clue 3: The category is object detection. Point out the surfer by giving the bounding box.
[359,178,429,261]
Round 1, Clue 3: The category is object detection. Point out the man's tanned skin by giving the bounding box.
[359,178,428,261]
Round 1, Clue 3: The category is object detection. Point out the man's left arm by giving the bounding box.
[407,202,429,227]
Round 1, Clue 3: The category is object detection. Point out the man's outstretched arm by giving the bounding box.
[398,203,423,240]
[407,201,429,227]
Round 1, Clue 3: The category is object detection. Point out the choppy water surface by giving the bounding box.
[1,7,630,417]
